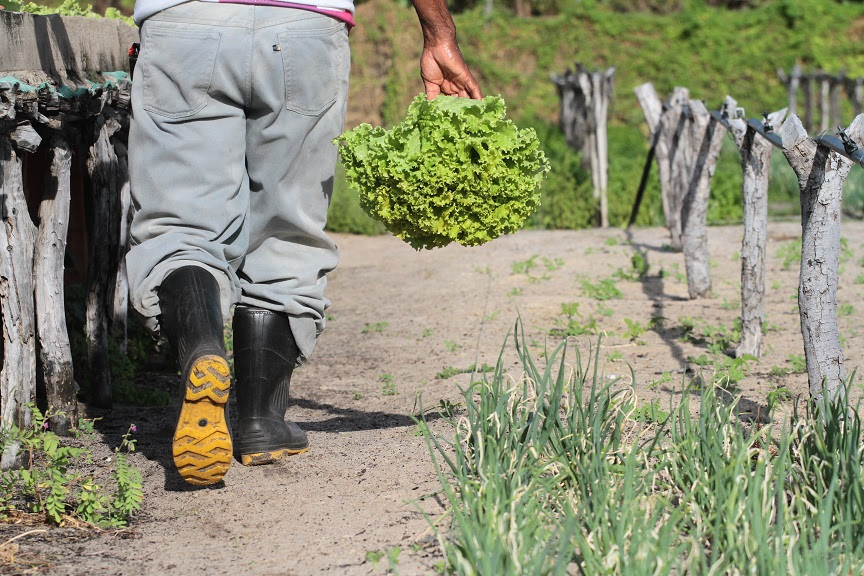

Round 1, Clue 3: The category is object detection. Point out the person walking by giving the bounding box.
[127,0,482,485]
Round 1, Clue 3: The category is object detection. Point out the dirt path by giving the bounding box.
[5,222,864,575]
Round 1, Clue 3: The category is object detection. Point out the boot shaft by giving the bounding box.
[232,306,299,419]
[159,266,226,378]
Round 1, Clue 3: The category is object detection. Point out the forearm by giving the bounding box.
[410,0,458,46]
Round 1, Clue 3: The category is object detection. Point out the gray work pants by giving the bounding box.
[127,2,350,361]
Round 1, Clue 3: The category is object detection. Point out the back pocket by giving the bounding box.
[279,24,345,116]
[140,26,221,119]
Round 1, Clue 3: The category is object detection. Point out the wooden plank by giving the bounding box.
[85,110,123,408]
[35,135,77,434]
[0,137,37,468]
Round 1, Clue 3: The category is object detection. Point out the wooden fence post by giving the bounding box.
[553,65,615,227]
[85,109,123,409]
[819,73,831,134]
[778,65,801,117]
[803,74,814,133]
[35,134,78,434]
[635,84,691,250]
[112,140,131,355]
[779,113,863,402]
[0,136,38,468]
[680,99,726,299]
[727,102,788,358]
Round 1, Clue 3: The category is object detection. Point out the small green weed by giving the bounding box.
[542,257,565,272]
[579,277,622,301]
[0,408,142,528]
[444,340,461,352]
[775,240,801,270]
[422,328,433,338]
[380,374,397,396]
[839,302,855,317]
[353,392,364,400]
[631,399,669,424]
[511,255,538,275]
[767,386,794,410]
[362,321,389,334]
[787,354,806,374]
[622,318,646,342]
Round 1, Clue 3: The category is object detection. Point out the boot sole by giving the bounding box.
[172,355,232,486]
[240,446,309,466]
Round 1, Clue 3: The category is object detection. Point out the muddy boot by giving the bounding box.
[159,266,232,486]
[233,306,309,466]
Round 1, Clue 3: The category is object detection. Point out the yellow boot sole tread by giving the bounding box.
[172,355,232,486]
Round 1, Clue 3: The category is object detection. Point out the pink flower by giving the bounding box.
[43,422,49,429]
[130,425,137,433]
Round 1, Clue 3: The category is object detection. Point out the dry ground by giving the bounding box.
[4,221,864,575]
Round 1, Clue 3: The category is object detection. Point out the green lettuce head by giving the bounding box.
[334,94,550,250]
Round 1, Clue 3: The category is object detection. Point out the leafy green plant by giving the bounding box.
[787,353,806,374]
[622,318,646,342]
[631,399,669,424]
[511,255,539,275]
[0,408,142,528]
[542,257,565,272]
[839,302,855,317]
[335,95,550,249]
[579,277,622,301]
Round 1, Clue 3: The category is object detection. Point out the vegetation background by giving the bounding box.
[6,0,864,232]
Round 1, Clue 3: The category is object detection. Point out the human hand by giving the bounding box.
[419,41,482,101]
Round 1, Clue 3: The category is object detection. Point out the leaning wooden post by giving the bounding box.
[680,99,725,299]
[85,110,123,408]
[635,84,690,250]
[727,102,788,358]
[35,135,78,434]
[0,136,38,468]
[779,114,863,402]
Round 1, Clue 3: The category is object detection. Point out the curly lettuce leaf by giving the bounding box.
[335,94,550,250]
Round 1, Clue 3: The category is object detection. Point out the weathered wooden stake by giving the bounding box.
[635,84,691,250]
[819,74,831,134]
[727,102,788,358]
[680,100,726,299]
[553,65,615,227]
[803,74,814,133]
[85,110,123,408]
[778,65,801,117]
[779,113,864,402]
[0,137,38,468]
[35,135,77,434]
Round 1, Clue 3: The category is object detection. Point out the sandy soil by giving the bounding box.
[4,221,864,575]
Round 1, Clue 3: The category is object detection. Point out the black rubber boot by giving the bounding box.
[159,266,232,486]
[233,306,309,465]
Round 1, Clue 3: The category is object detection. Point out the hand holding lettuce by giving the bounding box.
[334,94,550,250]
